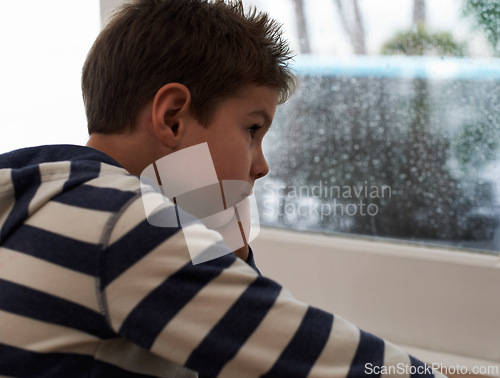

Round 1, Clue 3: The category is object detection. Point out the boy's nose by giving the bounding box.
[252,149,269,180]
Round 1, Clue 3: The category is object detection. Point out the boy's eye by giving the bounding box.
[248,125,262,137]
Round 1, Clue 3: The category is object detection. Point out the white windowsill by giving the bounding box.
[251,227,500,368]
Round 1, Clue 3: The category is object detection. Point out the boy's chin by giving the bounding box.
[200,207,236,229]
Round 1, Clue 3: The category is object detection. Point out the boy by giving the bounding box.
[0,0,445,376]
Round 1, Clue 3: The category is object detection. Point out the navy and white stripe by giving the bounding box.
[0,145,445,377]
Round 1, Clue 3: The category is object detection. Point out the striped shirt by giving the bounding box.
[0,145,445,377]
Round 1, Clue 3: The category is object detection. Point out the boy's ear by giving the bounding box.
[152,83,192,148]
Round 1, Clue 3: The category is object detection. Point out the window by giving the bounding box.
[246,1,500,365]
[0,1,100,153]
[247,0,500,255]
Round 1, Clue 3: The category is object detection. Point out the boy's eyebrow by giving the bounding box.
[247,109,272,126]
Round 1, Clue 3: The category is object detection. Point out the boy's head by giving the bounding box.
[82,0,296,134]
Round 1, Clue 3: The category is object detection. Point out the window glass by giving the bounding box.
[247,0,500,254]
[0,1,101,153]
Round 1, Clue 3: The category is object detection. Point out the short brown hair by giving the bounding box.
[82,0,295,134]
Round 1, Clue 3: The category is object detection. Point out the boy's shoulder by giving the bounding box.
[0,145,143,241]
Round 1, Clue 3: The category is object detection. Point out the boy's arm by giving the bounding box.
[100,197,445,378]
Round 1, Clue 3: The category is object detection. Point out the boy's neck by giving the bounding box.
[86,131,165,176]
